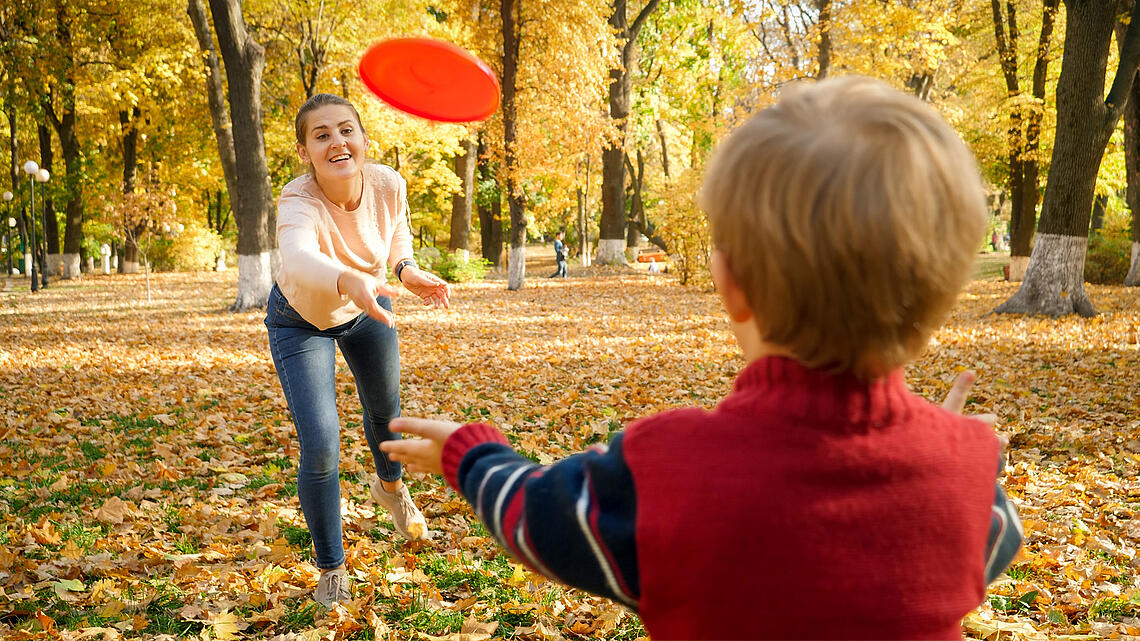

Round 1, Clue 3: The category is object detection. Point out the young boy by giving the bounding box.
[382,76,1022,639]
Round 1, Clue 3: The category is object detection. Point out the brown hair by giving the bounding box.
[698,76,987,378]
[294,93,367,145]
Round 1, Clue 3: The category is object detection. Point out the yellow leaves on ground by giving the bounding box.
[0,271,1138,639]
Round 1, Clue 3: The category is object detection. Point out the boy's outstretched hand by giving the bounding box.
[382,417,462,475]
[942,370,1006,447]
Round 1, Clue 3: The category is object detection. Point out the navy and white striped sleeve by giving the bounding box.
[984,458,1024,583]
[440,422,640,609]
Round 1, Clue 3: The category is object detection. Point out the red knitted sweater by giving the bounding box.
[624,356,1001,639]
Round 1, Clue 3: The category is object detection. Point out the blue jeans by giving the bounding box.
[550,259,567,278]
[265,284,402,569]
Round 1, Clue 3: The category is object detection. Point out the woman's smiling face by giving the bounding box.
[297,104,369,184]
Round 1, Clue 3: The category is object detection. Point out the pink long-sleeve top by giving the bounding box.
[275,163,414,330]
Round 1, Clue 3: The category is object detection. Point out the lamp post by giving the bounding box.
[36,168,49,288]
[22,161,39,292]
[2,191,12,276]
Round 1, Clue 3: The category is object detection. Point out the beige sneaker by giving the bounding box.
[371,479,429,541]
[313,567,350,608]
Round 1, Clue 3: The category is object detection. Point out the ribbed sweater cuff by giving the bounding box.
[441,422,511,492]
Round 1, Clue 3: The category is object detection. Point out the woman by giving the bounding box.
[265,93,450,607]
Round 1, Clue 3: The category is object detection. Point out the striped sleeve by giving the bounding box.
[984,457,1024,583]
[441,422,641,609]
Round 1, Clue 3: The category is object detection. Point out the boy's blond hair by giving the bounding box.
[699,76,987,378]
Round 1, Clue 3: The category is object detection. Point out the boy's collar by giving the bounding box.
[732,356,912,429]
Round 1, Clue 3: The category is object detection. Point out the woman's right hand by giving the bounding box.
[337,269,401,327]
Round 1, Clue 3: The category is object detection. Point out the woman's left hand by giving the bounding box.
[401,266,451,309]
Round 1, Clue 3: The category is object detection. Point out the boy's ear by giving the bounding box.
[710,250,754,323]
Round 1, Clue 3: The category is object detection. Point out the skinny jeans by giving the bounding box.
[264,283,402,569]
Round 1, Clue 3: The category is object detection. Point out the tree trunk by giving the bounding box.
[188,0,240,217]
[6,93,28,276]
[577,154,592,266]
[42,4,83,281]
[625,150,644,251]
[36,124,61,277]
[1119,31,1140,285]
[118,108,140,275]
[993,0,1059,281]
[598,0,663,265]
[207,0,274,310]
[815,0,832,79]
[449,138,476,256]
[1090,193,1108,233]
[476,139,503,267]
[502,0,527,290]
[121,224,145,274]
[656,119,670,179]
[996,0,1140,316]
[121,108,140,194]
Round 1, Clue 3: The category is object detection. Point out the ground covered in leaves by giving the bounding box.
[0,268,1138,640]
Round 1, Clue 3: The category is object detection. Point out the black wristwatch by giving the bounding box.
[394,258,417,283]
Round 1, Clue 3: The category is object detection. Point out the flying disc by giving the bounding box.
[358,38,501,122]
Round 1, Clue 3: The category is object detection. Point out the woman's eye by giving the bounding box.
[316,134,327,140]
[341,128,353,135]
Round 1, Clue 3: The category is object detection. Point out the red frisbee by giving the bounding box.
[358,38,501,123]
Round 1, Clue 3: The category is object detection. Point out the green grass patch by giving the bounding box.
[389,595,465,635]
[974,251,1008,281]
[280,522,312,560]
[106,413,175,436]
[278,599,321,631]
[990,590,1039,615]
[79,441,105,461]
[58,521,108,551]
[1088,596,1133,621]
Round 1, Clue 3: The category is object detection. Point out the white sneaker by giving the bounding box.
[313,567,350,608]
[371,480,429,541]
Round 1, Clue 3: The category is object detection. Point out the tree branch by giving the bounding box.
[630,0,664,41]
[1106,0,1140,116]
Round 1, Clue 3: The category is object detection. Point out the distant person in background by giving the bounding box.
[991,229,1000,251]
[549,230,568,278]
[647,257,660,273]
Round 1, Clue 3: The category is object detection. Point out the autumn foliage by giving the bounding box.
[1,270,1139,640]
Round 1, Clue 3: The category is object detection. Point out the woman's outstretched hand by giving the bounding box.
[337,269,401,327]
[381,417,463,475]
[400,266,451,309]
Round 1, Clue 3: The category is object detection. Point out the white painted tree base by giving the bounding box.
[122,260,140,274]
[995,233,1095,316]
[215,248,228,271]
[596,238,627,265]
[507,246,526,291]
[579,242,592,268]
[61,253,80,279]
[47,254,62,276]
[234,252,272,310]
[1008,255,1030,282]
[1125,242,1140,286]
